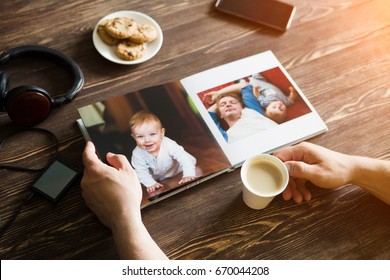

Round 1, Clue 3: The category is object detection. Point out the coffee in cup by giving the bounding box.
[241,154,288,209]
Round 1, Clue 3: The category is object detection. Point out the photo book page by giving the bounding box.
[181,50,327,165]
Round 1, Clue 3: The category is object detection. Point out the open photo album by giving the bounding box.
[77,50,328,208]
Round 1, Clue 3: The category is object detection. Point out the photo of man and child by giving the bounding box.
[197,67,312,144]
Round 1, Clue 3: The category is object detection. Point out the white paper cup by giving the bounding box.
[241,154,289,210]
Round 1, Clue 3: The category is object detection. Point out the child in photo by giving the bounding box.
[129,111,197,193]
[250,73,298,124]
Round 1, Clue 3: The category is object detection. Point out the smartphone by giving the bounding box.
[215,0,296,31]
[31,156,82,203]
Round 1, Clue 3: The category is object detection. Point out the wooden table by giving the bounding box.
[1,0,389,260]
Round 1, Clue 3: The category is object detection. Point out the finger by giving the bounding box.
[273,146,295,162]
[287,177,303,203]
[273,143,307,162]
[81,142,107,177]
[106,152,133,172]
[296,179,312,201]
[282,186,292,201]
[284,161,317,180]
[292,186,303,203]
[295,179,311,203]
[282,180,294,201]
[82,141,99,166]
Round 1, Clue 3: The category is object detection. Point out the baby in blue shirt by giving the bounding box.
[250,73,298,123]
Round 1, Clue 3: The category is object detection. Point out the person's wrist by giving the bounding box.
[345,154,362,185]
[111,209,143,236]
[111,202,141,227]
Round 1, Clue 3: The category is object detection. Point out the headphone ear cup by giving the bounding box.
[0,72,10,109]
[5,85,53,126]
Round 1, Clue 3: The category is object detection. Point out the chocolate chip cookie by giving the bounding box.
[115,40,146,61]
[104,17,137,39]
[97,20,121,45]
[129,23,157,43]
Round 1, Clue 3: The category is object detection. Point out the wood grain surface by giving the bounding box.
[0,0,389,259]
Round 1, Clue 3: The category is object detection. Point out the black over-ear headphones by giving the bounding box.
[0,45,84,126]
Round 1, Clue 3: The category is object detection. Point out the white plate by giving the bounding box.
[92,11,163,64]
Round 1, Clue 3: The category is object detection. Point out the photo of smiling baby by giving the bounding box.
[129,111,198,194]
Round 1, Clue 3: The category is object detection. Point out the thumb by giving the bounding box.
[82,141,101,167]
[284,161,316,180]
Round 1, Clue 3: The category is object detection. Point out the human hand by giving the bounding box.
[146,182,163,194]
[288,86,298,101]
[274,142,353,203]
[178,176,197,185]
[203,91,218,105]
[252,84,261,99]
[81,141,143,230]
